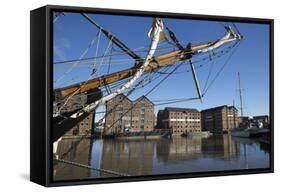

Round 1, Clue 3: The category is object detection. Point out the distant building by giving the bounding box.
[104,94,132,135]
[237,116,249,128]
[105,94,154,135]
[131,96,155,132]
[253,115,270,128]
[201,105,238,134]
[56,93,94,137]
[157,107,201,135]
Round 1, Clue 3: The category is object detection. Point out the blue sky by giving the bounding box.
[53,12,270,117]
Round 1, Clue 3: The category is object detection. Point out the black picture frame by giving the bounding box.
[30,4,274,187]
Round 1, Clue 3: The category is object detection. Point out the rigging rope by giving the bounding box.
[203,55,215,93]
[101,39,240,132]
[82,65,172,127]
[54,158,131,176]
[69,18,165,119]
[202,41,241,96]
[92,28,102,72]
[53,41,234,68]
[53,43,175,65]
[57,36,113,114]
[103,61,185,132]
[53,18,244,170]
[54,42,237,95]
[232,23,242,37]
[55,19,242,119]
[91,36,113,77]
[54,29,100,85]
[54,42,237,109]
[81,13,143,61]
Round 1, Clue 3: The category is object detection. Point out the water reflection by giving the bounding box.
[201,135,240,160]
[157,136,202,162]
[53,138,92,180]
[53,135,270,181]
[100,140,155,177]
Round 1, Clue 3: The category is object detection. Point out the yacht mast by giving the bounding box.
[238,72,244,117]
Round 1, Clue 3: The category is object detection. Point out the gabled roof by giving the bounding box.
[201,105,227,112]
[108,93,132,103]
[228,106,238,111]
[253,115,269,118]
[107,94,154,106]
[164,107,199,113]
[201,105,237,112]
[133,95,154,105]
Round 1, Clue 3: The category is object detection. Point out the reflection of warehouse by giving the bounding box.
[201,105,238,134]
[157,107,201,135]
[201,134,240,160]
[105,94,154,135]
[156,137,202,162]
[53,138,92,180]
[100,140,154,176]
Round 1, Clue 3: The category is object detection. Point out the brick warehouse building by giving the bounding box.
[105,94,154,135]
[157,107,201,135]
[54,92,95,137]
[201,105,238,134]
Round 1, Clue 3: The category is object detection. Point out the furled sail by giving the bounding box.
[195,26,242,54]
[52,16,244,142]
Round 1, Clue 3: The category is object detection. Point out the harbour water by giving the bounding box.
[53,135,270,181]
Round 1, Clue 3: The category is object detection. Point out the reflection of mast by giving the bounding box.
[233,100,236,128]
[238,72,243,117]
[243,143,248,169]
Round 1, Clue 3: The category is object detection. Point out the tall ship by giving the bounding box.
[53,13,244,142]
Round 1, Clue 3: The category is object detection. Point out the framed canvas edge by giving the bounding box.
[31,4,274,187]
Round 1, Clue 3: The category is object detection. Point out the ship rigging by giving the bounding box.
[52,13,243,142]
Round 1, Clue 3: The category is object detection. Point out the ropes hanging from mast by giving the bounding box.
[81,13,143,62]
[53,44,175,65]
[53,14,244,141]
[69,18,166,119]
[103,60,186,132]
[202,41,241,96]
[55,34,114,116]
[54,30,100,85]
[54,26,241,116]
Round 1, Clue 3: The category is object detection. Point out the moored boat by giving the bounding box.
[231,128,250,137]
[231,127,269,138]
[182,131,212,137]
[249,127,269,137]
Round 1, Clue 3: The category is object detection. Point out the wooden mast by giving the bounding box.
[55,37,238,98]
